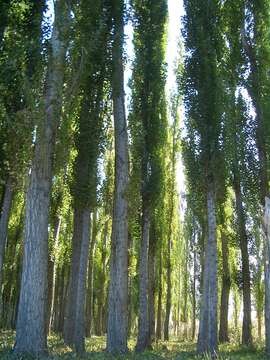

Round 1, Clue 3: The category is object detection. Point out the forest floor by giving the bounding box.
[0,331,268,360]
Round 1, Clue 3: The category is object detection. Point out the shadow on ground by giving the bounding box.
[0,331,268,360]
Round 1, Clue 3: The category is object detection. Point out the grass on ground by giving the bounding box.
[0,331,269,359]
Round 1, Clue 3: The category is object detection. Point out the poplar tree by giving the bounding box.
[14,0,71,355]
[183,0,224,354]
[106,0,129,353]
[130,0,167,351]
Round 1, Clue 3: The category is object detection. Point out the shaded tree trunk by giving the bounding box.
[136,206,150,351]
[0,177,13,301]
[85,212,97,337]
[148,223,157,343]
[233,170,252,346]
[197,184,218,355]
[164,234,172,341]
[74,209,91,354]
[14,1,70,355]
[219,231,231,343]
[106,0,129,353]
[156,248,162,340]
[192,229,197,341]
[47,215,62,333]
[264,197,270,352]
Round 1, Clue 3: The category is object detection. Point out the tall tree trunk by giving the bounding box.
[85,212,97,337]
[106,0,129,353]
[197,184,218,355]
[233,171,252,346]
[264,197,270,352]
[219,231,231,343]
[14,1,70,355]
[164,234,172,341]
[182,244,188,340]
[74,209,91,354]
[156,248,162,341]
[47,215,62,333]
[136,206,150,351]
[0,177,13,302]
[242,32,270,351]
[148,223,156,343]
[192,230,197,341]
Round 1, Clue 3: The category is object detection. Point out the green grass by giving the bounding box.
[0,331,269,359]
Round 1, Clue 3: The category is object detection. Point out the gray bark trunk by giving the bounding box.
[48,215,62,333]
[74,209,91,354]
[136,206,150,351]
[85,212,97,337]
[106,0,129,354]
[164,235,172,341]
[219,231,231,343]
[14,1,70,355]
[64,208,83,345]
[148,223,156,343]
[197,185,218,355]
[156,248,162,340]
[233,171,252,346]
[264,197,270,352]
[64,208,91,352]
[0,177,13,299]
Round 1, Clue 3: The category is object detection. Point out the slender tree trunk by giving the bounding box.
[106,1,129,353]
[264,197,270,352]
[219,231,231,343]
[164,235,172,341]
[14,1,70,355]
[64,208,83,345]
[156,248,162,340]
[99,220,108,334]
[148,223,156,343]
[74,209,91,354]
[136,206,150,351]
[48,215,62,333]
[0,177,13,302]
[242,36,270,351]
[233,171,252,346]
[85,212,97,337]
[192,233,197,341]
[182,245,188,340]
[197,184,218,355]
[128,232,133,336]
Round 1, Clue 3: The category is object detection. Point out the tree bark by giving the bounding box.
[136,206,150,351]
[0,177,13,301]
[264,197,270,352]
[106,0,129,353]
[14,1,70,355]
[148,223,156,343]
[156,248,162,340]
[64,208,84,342]
[164,234,172,341]
[47,215,62,333]
[219,231,231,343]
[74,209,91,354]
[233,170,252,346]
[192,228,197,341]
[85,212,97,337]
[197,184,218,355]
